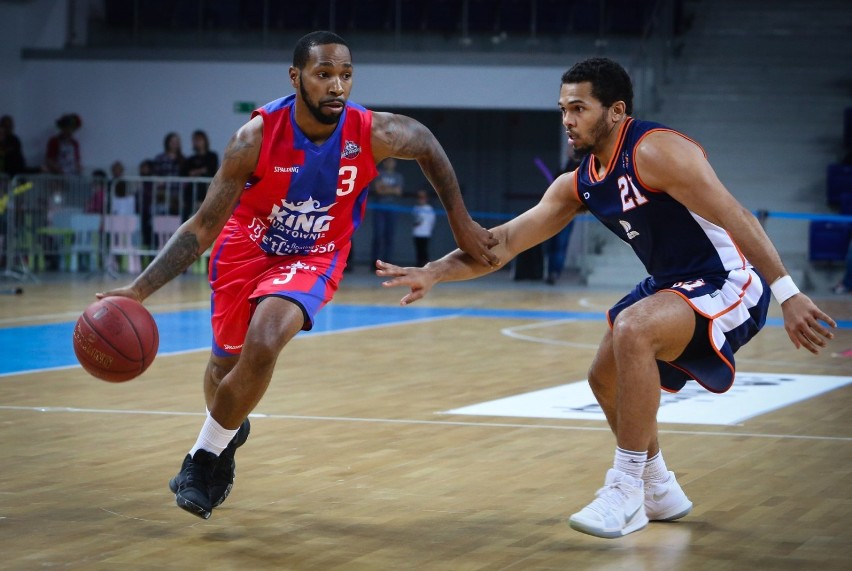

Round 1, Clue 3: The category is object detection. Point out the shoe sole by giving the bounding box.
[175,493,212,519]
[648,501,693,522]
[211,483,233,508]
[568,514,649,539]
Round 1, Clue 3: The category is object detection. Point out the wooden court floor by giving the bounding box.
[1,271,850,570]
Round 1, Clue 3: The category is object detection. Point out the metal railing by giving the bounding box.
[1,174,212,282]
[2,174,849,288]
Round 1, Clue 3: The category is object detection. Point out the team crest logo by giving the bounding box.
[341,140,361,160]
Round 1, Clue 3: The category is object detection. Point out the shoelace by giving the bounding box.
[184,454,215,486]
[587,482,634,516]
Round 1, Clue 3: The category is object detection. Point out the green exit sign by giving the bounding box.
[233,101,256,114]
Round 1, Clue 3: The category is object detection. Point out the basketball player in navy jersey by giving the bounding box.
[378,58,836,539]
[98,31,498,520]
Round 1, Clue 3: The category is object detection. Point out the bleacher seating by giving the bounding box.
[98,0,659,42]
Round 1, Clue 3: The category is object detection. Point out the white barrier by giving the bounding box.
[0,174,212,279]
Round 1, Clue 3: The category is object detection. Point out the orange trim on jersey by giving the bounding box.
[661,270,754,320]
[632,128,707,194]
[661,289,713,319]
[573,169,582,204]
[725,229,748,269]
[588,117,633,183]
[665,356,735,395]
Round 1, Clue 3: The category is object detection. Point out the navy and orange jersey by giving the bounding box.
[575,118,748,285]
[229,94,379,256]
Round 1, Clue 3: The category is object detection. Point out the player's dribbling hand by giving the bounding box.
[95,285,144,303]
[376,260,435,306]
[780,294,836,354]
[452,219,500,268]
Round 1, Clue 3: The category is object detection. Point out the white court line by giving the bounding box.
[500,319,600,349]
[0,314,461,379]
[578,297,610,310]
[1,404,849,442]
[500,319,852,371]
[0,300,210,326]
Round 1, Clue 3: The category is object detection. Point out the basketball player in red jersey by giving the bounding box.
[378,58,836,538]
[98,31,498,520]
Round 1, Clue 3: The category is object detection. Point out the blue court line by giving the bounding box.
[1,305,848,376]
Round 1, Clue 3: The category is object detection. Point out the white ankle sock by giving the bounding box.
[188,413,238,457]
[643,450,670,485]
[614,447,647,480]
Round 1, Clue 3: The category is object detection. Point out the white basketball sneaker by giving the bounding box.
[644,471,693,521]
[568,469,648,538]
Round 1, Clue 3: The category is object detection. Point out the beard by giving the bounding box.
[299,78,342,126]
[571,111,611,157]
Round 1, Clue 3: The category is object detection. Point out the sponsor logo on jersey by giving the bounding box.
[619,219,640,240]
[262,195,336,254]
[341,140,361,160]
[274,166,300,173]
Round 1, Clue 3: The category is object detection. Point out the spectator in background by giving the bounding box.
[45,113,82,175]
[412,189,436,267]
[153,132,183,216]
[180,129,219,219]
[110,161,136,215]
[86,169,108,214]
[0,115,26,176]
[138,159,155,245]
[371,157,403,263]
[153,132,184,177]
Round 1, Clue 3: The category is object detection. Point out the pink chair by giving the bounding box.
[151,215,181,250]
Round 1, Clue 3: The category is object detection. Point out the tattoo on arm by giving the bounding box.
[139,231,201,295]
[199,136,257,229]
[377,114,463,214]
[133,121,260,298]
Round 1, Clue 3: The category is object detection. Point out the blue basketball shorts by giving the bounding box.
[607,267,771,393]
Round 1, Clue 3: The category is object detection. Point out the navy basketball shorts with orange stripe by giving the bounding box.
[607,267,771,393]
[207,222,349,357]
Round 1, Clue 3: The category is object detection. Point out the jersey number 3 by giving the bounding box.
[619,175,648,212]
[337,166,358,196]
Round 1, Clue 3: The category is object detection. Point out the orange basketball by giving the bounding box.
[73,296,159,382]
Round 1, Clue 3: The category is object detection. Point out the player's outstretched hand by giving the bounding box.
[95,285,143,302]
[780,294,836,354]
[452,219,499,268]
[376,260,436,306]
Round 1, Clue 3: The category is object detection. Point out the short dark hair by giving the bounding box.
[163,132,180,152]
[292,30,349,69]
[561,58,633,115]
[192,129,210,150]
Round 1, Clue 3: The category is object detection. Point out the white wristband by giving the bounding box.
[770,275,799,305]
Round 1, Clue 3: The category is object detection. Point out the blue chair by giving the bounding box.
[809,221,851,262]
[827,164,852,208]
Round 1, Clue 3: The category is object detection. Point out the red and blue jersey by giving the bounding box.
[230,94,379,256]
[575,118,749,285]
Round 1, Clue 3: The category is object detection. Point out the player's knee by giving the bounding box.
[239,337,284,371]
[207,357,236,385]
[611,313,645,348]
